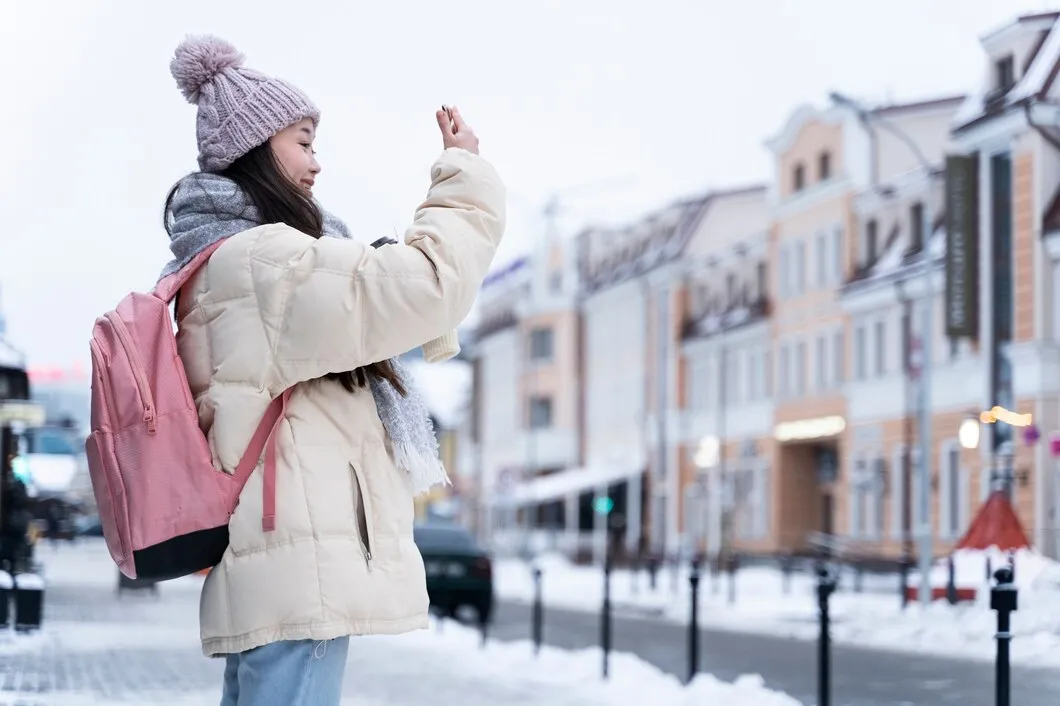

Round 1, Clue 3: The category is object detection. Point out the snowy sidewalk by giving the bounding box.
[0,541,800,705]
[494,550,1060,667]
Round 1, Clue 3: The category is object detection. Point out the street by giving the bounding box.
[489,599,1060,706]
[0,541,800,705]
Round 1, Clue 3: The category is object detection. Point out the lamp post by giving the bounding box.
[830,90,937,607]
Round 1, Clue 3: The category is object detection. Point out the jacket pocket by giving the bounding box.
[350,462,376,571]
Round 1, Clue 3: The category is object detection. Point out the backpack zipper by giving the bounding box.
[103,312,157,434]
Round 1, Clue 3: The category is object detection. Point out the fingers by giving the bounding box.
[449,106,468,134]
[436,108,453,135]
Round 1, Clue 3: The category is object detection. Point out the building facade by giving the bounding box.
[467,10,1060,562]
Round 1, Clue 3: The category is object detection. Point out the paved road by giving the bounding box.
[489,599,1060,706]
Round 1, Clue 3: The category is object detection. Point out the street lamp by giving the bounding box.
[959,416,981,450]
[830,89,938,608]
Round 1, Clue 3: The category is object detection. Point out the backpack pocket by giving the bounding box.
[85,430,131,571]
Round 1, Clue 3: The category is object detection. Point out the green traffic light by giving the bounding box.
[592,496,614,515]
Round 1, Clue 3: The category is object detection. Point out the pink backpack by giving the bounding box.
[86,240,288,581]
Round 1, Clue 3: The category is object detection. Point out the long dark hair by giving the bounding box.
[164,143,406,396]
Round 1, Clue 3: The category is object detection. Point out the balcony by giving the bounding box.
[517,427,580,472]
[682,297,771,341]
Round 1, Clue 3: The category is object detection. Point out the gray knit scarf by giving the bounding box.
[160,172,448,496]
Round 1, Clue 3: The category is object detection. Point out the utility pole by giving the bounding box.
[830,91,936,606]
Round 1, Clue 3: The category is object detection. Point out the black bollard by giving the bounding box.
[647,555,659,592]
[601,550,613,679]
[816,563,837,706]
[532,567,543,655]
[727,554,738,605]
[991,567,1018,706]
[899,555,911,610]
[687,561,701,684]
[946,555,958,606]
[781,553,793,595]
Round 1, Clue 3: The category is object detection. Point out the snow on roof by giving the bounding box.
[956,15,1060,129]
[405,358,472,430]
[1009,20,1060,104]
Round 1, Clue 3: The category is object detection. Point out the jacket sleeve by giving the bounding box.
[248,148,506,394]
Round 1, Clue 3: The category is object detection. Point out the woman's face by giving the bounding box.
[269,117,321,194]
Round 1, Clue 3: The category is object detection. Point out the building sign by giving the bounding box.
[944,153,979,339]
[774,415,846,442]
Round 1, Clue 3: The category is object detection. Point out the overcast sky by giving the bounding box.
[0,0,1043,368]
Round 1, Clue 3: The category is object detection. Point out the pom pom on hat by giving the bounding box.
[170,34,245,104]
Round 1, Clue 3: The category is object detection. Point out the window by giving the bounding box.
[996,55,1015,92]
[726,273,737,307]
[815,233,827,288]
[549,271,563,293]
[756,262,767,299]
[528,395,553,429]
[528,328,554,362]
[874,318,886,376]
[779,345,790,399]
[851,455,885,539]
[865,219,878,265]
[941,443,967,539]
[818,151,832,181]
[909,202,924,253]
[794,340,807,397]
[831,226,844,283]
[763,349,774,398]
[832,329,845,386]
[854,325,866,380]
[815,334,827,391]
[793,163,806,192]
[795,241,806,294]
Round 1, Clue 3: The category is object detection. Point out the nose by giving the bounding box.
[309,155,321,175]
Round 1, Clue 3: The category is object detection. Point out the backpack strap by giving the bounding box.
[233,388,293,532]
[153,239,231,304]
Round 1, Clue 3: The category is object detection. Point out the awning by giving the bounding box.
[499,464,643,507]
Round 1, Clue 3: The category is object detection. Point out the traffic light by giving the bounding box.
[592,496,614,516]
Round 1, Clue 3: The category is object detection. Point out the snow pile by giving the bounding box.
[496,550,1060,666]
[11,540,802,705]
[380,620,801,706]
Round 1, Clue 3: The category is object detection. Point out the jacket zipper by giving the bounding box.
[103,312,157,433]
[350,463,375,572]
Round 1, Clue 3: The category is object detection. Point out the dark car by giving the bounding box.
[414,522,493,625]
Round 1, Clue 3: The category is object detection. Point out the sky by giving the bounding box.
[0,0,1047,368]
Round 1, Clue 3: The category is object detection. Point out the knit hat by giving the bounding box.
[170,35,320,172]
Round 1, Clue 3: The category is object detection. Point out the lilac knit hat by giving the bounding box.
[170,35,320,172]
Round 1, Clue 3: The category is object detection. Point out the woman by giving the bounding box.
[161,35,505,705]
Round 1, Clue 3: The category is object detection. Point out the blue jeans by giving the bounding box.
[220,637,350,706]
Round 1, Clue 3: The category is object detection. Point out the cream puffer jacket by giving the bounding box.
[174,148,505,656]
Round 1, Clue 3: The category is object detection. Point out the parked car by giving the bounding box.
[413,522,493,625]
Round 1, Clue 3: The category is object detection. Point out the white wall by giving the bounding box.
[584,279,648,472]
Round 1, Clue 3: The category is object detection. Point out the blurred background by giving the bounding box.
[4,2,1060,705]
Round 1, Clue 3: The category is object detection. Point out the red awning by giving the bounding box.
[954,490,1031,552]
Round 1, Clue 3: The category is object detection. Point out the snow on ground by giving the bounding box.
[494,549,1060,667]
[1,540,800,705]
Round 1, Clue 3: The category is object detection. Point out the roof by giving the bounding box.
[954,14,1060,131]
[577,185,765,295]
